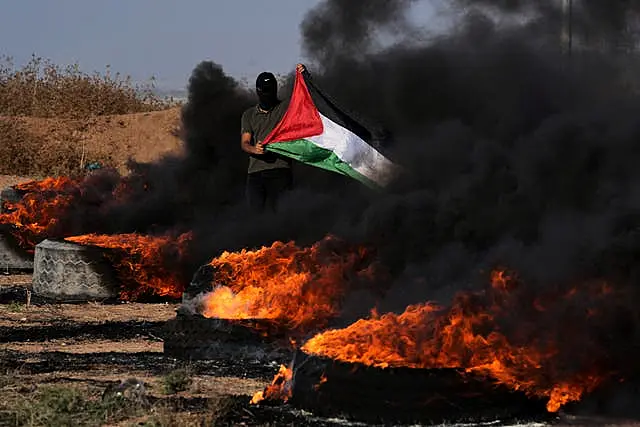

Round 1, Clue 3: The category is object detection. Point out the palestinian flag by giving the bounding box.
[263,70,398,188]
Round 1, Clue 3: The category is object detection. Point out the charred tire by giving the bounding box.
[182,263,215,303]
[0,187,21,213]
[0,233,33,272]
[163,309,293,363]
[32,239,118,302]
[289,350,550,425]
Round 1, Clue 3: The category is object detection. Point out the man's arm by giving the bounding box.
[240,111,264,155]
[241,132,264,155]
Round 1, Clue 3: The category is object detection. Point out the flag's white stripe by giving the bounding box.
[307,113,398,186]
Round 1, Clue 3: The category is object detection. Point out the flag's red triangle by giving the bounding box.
[263,70,323,145]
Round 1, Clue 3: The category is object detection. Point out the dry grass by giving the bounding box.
[0,55,174,119]
[0,381,147,427]
[140,396,238,427]
[0,375,240,427]
[0,55,181,178]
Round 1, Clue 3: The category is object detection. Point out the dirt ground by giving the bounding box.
[0,174,34,189]
[23,108,183,173]
[3,279,636,427]
[0,276,356,426]
[0,107,183,177]
[0,109,181,189]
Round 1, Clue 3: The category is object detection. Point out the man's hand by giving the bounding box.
[296,63,307,74]
[254,141,266,155]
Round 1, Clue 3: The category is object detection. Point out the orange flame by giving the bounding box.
[66,232,191,300]
[200,236,379,335]
[301,270,613,412]
[314,373,328,390]
[0,177,82,250]
[0,172,149,252]
[250,365,293,405]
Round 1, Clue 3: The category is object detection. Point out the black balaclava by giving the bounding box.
[256,72,278,111]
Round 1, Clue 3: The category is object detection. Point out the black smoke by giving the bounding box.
[292,0,640,413]
[453,0,640,49]
[12,0,640,300]
[25,60,370,278]
[301,0,420,64]
[18,0,640,301]
[294,0,640,293]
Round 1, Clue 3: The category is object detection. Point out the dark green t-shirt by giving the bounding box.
[241,100,293,174]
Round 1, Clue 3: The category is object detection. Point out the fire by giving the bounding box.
[0,177,82,250]
[250,365,293,405]
[300,270,616,412]
[200,236,379,335]
[0,171,149,252]
[66,232,192,300]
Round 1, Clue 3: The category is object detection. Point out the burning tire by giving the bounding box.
[32,239,118,302]
[182,263,215,302]
[0,233,33,272]
[163,307,294,363]
[0,187,33,271]
[287,350,550,425]
[0,187,21,213]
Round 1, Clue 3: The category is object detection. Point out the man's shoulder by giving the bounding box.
[274,99,288,112]
[242,105,260,120]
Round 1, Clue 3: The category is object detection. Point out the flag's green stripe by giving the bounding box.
[267,140,379,189]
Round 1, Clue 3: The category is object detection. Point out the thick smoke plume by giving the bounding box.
[296,0,640,295]
[11,0,640,299]
[14,0,640,303]
[292,0,640,414]
[300,0,420,63]
[455,0,640,49]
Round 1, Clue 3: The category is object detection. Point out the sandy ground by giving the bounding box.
[0,174,34,189]
[0,278,292,426]
[1,279,636,426]
[0,107,183,177]
[0,297,177,328]
[0,277,384,425]
[0,275,388,426]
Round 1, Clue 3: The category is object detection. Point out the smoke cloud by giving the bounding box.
[28,0,640,304]
[291,0,640,401]
[293,0,640,293]
[454,0,640,48]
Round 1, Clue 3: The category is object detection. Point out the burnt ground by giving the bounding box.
[1,277,639,426]
[0,278,378,426]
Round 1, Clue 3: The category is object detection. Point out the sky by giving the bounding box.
[0,0,442,92]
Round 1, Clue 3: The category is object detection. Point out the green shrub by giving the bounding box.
[161,368,193,395]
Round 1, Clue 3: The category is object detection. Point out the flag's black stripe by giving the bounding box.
[303,73,373,145]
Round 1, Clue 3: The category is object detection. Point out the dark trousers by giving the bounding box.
[246,168,293,212]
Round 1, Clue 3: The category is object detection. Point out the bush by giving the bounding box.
[0,55,174,119]
[161,368,193,395]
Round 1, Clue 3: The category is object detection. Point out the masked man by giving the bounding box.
[240,63,307,212]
